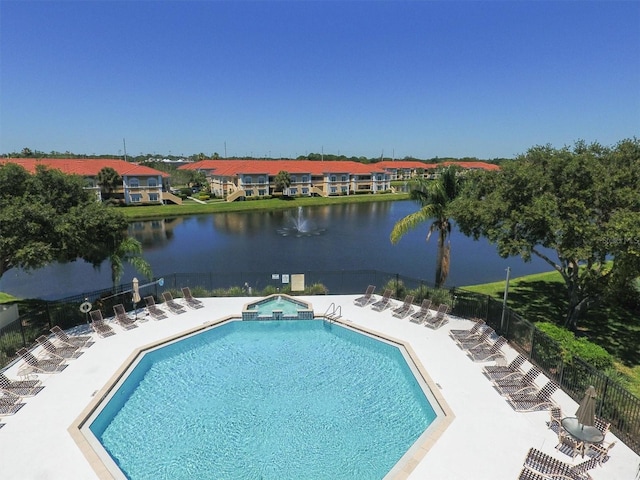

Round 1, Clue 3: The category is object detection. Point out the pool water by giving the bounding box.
[248,295,305,316]
[90,320,437,479]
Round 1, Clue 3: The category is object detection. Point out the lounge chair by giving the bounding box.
[466,336,507,362]
[144,296,168,320]
[453,327,495,350]
[371,289,393,311]
[17,348,68,374]
[0,391,25,416]
[113,304,138,330]
[392,295,414,318]
[354,285,376,307]
[50,325,94,349]
[482,354,527,382]
[522,447,598,480]
[162,292,187,315]
[0,373,43,397]
[548,406,563,432]
[181,287,204,309]
[448,318,486,341]
[492,366,541,396]
[409,299,432,324]
[423,304,450,329]
[506,381,558,412]
[89,310,116,338]
[36,335,84,360]
[594,417,611,438]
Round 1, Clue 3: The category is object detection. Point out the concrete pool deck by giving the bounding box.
[1,295,638,479]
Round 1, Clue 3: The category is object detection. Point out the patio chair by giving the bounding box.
[50,325,94,349]
[89,310,116,338]
[144,296,168,320]
[482,354,527,381]
[506,381,559,412]
[586,440,615,466]
[556,428,585,459]
[409,299,432,324]
[181,287,205,309]
[0,373,43,397]
[548,406,563,432]
[162,292,187,315]
[354,285,376,307]
[113,304,138,330]
[448,318,485,341]
[466,336,507,362]
[453,327,495,350]
[36,335,84,360]
[0,391,25,416]
[423,304,450,329]
[371,289,393,311]
[492,365,542,396]
[594,417,611,437]
[392,295,414,318]
[16,348,68,374]
[522,447,597,480]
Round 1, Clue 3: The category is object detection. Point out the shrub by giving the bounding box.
[536,322,614,370]
[198,193,211,201]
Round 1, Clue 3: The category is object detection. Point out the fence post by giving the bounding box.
[599,377,610,418]
[395,273,400,298]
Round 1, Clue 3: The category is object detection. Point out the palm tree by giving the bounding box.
[390,165,462,288]
[109,237,153,291]
[274,170,292,195]
[96,167,122,201]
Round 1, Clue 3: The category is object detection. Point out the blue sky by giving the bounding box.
[1,1,639,160]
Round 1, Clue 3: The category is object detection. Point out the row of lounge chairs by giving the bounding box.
[89,288,204,337]
[353,285,451,328]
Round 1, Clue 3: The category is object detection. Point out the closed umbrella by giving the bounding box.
[132,277,141,319]
[575,385,597,430]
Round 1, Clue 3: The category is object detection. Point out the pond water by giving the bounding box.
[0,200,555,300]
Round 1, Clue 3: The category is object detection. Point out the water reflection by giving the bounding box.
[0,201,555,299]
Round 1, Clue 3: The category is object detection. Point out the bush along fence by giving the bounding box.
[1,269,638,454]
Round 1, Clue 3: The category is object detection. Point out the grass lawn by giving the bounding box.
[0,292,18,303]
[461,271,640,397]
[121,192,410,220]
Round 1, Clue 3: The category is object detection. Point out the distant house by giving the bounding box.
[180,158,499,201]
[0,158,178,205]
[179,159,391,201]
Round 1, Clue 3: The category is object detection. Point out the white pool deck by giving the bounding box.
[1,294,638,480]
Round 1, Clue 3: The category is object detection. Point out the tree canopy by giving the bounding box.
[0,163,129,281]
[452,139,640,329]
[274,170,292,194]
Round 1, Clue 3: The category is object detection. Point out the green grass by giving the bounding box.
[461,271,640,395]
[121,192,410,220]
[0,292,18,304]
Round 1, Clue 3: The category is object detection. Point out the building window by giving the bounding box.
[258,189,266,196]
[302,175,309,182]
[341,186,348,193]
[341,175,347,182]
[148,178,158,187]
[149,193,159,202]
[290,188,297,195]
[330,175,337,182]
[302,188,308,194]
[290,175,297,183]
[246,190,253,196]
[244,176,252,185]
[258,176,265,184]
[129,178,140,188]
[331,186,337,193]
[130,194,142,203]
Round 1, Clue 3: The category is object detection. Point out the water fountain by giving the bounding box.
[276,206,326,237]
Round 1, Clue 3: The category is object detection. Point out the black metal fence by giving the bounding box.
[1,269,638,454]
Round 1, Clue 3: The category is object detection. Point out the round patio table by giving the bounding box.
[561,416,604,457]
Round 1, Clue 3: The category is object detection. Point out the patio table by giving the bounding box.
[561,416,605,457]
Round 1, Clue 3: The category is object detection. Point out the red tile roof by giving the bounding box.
[0,158,169,177]
[179,159,383,176]
[442,161,500,171]
[377,160,499,171]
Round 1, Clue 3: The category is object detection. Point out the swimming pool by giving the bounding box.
[85,320,441,479]
[243,294,314,320]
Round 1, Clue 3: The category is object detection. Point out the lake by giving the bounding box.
[0,200,555,300]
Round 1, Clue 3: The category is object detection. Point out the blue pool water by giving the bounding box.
[247,295,307,316]
[89,320,438,479]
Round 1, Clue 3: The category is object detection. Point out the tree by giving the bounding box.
[0,163,129,280]
[96,167,122,200]
[108,237,153,291]
[274,170,291,195]
[452,139,640,329]
[390,165,463,288]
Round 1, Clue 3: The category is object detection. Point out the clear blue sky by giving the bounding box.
[1,1,639,160]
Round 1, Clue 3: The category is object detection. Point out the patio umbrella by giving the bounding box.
[132,277,141,319]
[575,385,597,430]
